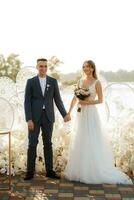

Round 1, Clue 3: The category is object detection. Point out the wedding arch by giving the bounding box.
[0,64,134,176]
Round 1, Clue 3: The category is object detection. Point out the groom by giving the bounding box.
[24,58,70,180]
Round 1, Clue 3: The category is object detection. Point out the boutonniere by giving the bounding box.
[46,84,51,91]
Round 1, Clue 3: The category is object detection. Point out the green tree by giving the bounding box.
[100,69,134,82]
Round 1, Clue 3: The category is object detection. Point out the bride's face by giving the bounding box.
[83,63,93,76]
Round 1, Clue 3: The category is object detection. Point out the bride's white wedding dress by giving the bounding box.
[64,79,133,184]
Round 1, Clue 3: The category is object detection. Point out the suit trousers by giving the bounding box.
[26,109,53,174]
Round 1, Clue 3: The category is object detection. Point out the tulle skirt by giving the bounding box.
[64,104,133,184]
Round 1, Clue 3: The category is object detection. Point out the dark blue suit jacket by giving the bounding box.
[24,75,67,123]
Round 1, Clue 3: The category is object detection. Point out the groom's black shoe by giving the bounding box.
[46,170,60,179]
[24,173,34,180]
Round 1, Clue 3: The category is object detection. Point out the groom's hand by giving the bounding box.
[64,114,71,122]
[27,120,34,130]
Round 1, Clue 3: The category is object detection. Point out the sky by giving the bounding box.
[0,0,134,73]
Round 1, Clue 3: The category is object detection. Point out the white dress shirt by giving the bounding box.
[38,76,46,109]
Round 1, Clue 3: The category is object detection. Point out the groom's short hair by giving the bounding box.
[37,58,47,63]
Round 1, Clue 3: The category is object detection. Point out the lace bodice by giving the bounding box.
[78,78,98,100]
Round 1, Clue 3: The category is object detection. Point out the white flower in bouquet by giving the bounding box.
[74,86,90,112]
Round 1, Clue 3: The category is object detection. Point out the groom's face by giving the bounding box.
[37,61,48,76]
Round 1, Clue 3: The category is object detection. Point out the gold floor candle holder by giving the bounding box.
[0,97,14,191]
[0,130,11,190]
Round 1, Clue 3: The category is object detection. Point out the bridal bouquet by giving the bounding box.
[74,87,90,112]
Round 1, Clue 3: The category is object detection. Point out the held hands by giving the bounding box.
[27,120,34,130]
[64,113,71,122]
[28,115,71,129]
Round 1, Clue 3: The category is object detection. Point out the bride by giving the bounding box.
[64,60,133,184]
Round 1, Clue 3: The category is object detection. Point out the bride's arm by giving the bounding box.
[67,80,80,114]
[79,80,103,105]
[68,96,77,114]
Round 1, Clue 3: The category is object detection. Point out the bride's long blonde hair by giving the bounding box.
[82,60,98,79]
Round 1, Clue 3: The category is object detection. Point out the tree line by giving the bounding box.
[100,70,134,82]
